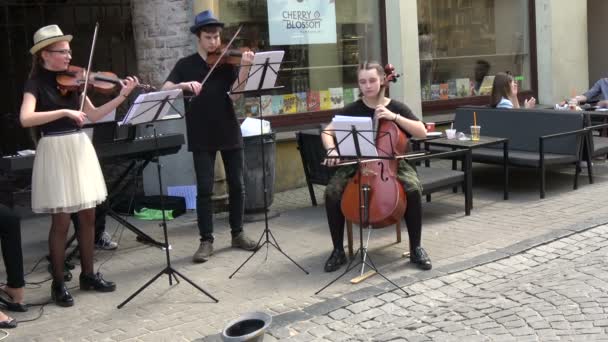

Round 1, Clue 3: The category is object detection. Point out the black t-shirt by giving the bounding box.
[339,99,420,137]
[165,53,242,151]
[24,68,80,134]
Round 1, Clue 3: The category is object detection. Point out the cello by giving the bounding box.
[340,64,408,228]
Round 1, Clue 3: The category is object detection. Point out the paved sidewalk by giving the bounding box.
[270,222,608,341]
[4,161,608,341]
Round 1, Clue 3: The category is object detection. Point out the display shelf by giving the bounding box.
[420,52,529,62]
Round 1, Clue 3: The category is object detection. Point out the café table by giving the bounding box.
[424,135,509,201]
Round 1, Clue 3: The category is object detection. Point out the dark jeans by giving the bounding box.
[0,204,25,288]
[193,149,245,242]
[70,201,108,241]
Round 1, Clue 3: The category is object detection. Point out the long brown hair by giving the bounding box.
[357,61,386,98]
[490,72,514,107]
[28,52,45,78]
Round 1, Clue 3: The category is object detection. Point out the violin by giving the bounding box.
[340,64,408,228]
[56,65,153,95]
[206,46,252,66]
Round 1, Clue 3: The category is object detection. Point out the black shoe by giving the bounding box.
[79,272,116,292]
[324,249,347,272]
[51,281,74,307]
[0,317,17,329]
[0,288,27,312]
[410,246,432,270]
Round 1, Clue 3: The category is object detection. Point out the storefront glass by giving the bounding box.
[219,0,383,120]
[417,0,532,105]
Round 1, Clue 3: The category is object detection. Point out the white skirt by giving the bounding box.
[32,131,107,214]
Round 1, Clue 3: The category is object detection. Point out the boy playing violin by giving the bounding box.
[321,61,432,272]
[161,10,258,263]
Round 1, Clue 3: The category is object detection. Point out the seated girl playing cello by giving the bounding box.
[320,61,432,272]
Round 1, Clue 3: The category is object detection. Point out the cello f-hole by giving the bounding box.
[378,161,388,181]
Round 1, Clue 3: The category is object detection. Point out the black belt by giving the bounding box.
[41,129,81,137]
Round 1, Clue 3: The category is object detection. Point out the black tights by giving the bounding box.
[0,205,25,288]
[48,209,95,282]
[325,190,423,252]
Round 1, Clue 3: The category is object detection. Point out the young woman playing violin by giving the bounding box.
[321,61,432,272]
[19,25,139,307]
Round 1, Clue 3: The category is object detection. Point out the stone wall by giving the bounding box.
[130,0,198,195]
[131,0,195,88]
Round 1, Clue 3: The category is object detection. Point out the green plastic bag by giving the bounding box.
[134,207,175,221]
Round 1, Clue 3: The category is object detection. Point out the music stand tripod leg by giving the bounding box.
[315,248,363,295]
[118,108,217,308]
[228,55,309,278]
[363,251,408,295]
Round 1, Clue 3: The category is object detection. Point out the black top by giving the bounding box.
[339,99,420,137]
[24,68,80,134]
[165,53,242,151]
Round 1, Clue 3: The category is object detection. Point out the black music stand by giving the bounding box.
[315,125,408,295]
[117,89,218,308]
[228,51,309,278]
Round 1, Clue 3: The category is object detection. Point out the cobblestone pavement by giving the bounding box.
[269,223,608,342]
[4,161,608,341]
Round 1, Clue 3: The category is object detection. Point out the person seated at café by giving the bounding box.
[570,77,608,108]
[490,72,536,109]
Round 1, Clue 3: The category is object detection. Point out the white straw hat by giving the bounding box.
[30,25,73,55]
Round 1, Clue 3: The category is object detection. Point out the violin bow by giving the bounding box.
[199,24,243,89]
[79,22,100,112]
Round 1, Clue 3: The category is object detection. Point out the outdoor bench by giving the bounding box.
[447,106,588,198]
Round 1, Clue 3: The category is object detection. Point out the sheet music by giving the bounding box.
[331,116,377,157]
[119,89,182,126]
[244,51,285,91]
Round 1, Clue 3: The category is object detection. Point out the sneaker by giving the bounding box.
[95,232,118,250]
[231,232,258,251]
[193,241,213,263]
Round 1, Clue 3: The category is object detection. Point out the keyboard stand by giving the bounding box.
[104,153,165,249]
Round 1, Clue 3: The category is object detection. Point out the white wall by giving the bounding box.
[536,0,588,104]
[385,0,422,119]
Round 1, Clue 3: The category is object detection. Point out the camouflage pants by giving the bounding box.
[324,159,423,203]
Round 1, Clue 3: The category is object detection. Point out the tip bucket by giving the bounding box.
[221,312,272,342]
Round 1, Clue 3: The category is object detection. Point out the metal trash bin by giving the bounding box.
[221,312,272,342]
[242,133,279,222]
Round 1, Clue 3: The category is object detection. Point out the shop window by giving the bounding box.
[417,0,535,112]
[219,0,384,126]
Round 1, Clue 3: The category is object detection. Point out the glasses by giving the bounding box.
[46,49,72,56]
